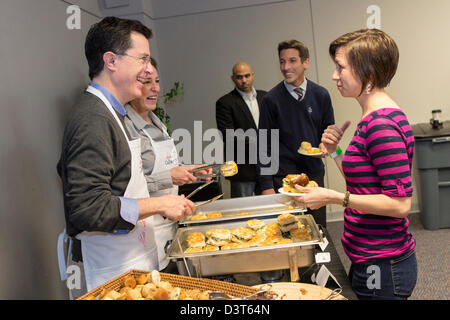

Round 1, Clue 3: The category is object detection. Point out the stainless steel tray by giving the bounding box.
[180,193,307,226]
[168,214,321,279]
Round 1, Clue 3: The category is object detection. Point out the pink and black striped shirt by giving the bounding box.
[341,108,415,263]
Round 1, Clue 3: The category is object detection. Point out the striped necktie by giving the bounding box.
[293,87,304,101]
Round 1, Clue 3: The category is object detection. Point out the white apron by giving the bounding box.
[75,85,158,291]
[141,125,179,270]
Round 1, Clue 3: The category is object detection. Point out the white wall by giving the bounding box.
[154,0,317,155]
[0,0,98,299]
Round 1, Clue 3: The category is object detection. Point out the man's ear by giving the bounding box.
[103,51,117,71]
[303,58,310,69]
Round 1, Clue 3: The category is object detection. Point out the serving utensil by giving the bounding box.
[186,180,214,199]
[194,193,224,209]
[322,287,343,300]
[189,163,224,173]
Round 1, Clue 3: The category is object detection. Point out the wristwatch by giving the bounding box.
[330,146,342,159]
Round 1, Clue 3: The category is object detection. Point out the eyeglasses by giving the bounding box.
[119,53,152,67]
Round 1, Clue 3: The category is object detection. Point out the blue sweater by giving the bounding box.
[257,80,335,191]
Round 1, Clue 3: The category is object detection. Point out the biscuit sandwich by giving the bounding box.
[277,213,299,233]
[299,141,312,153]
[220,161,238,177]
[231,227,255,243]
[265,222,281,237]
[246,219,266,233]
[186,232,205,248]
[206,228,231,246]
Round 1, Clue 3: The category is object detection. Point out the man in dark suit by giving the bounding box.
[216,62,267,197]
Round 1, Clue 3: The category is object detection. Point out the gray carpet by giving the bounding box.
[326,212,450,300]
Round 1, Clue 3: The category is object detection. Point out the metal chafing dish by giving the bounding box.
[180,193,307,226]
[168,213,322,282]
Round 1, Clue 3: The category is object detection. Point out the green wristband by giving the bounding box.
[330,146,342,159]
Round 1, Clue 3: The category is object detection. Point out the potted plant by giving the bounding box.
[153,81,184,135]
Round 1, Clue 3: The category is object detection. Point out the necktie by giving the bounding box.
[293,87,304,101]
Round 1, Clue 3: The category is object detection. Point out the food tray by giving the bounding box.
[181,193,307,226]
[77,269,259,300]
[168,215,322,278]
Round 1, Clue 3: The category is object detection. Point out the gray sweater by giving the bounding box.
[57,92,135,237]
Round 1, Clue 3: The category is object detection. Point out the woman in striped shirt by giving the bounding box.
[294,29,417,300]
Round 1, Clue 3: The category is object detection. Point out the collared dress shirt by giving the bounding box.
[283,78,308,101]
[236,87,260,128]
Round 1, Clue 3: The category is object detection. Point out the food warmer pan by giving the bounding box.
[168,214,322,282]
[179,193,307,226]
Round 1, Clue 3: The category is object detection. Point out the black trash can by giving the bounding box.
[412,120,450,230]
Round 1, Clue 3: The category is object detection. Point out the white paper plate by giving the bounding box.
[278,188,305,197]
[298,147,322,157]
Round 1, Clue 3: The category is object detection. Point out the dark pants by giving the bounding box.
[273,170,327,227]
[161,260,179,274]
[230,181,260,198]
[348,250,418,300]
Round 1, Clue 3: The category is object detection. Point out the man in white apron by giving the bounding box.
[57,17,195,296]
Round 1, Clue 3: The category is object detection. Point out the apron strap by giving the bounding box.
[86,85,130,142]
[57,229,73,281]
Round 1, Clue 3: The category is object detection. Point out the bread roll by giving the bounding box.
[146,270,160,285]
[141,283,158,299]
[126,288,142,300]
[136,274,147,285]
[123,276,136,288]
[153,288,169,300]
[169,287,181,300]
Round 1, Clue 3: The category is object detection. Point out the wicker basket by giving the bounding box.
[77,269,259,300]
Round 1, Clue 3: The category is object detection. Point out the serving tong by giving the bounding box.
[190,163,224,180]
[194,193,224,209]
[186,179,215,199]
[209,284,276,300]
[322,287,344,300]
[184,164,226,202]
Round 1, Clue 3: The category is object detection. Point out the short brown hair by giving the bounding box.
[278,40,309,62]
[329,29,399,95]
